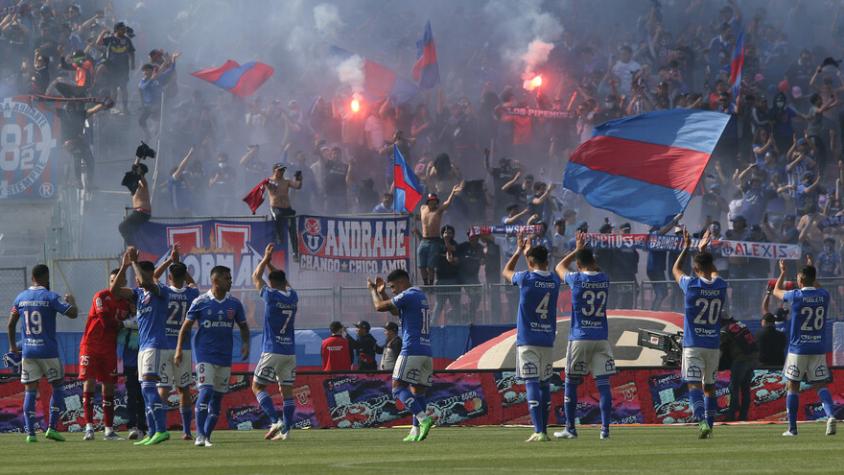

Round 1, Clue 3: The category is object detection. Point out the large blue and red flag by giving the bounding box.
[728,30,745,107]
[412,20,440,89]
[563,109,731,226]
[191,60,274,97]
[392,145,423,213]
[331,47,419,104]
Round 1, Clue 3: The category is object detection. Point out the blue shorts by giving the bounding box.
[417,238,442,269]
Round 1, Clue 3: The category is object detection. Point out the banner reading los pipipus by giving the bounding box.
[297,215,411,273]
[0,96,61,200]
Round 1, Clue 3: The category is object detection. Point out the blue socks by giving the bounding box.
[540,382,551,433]
[205,391,223,439]
[688,388,705,422]
[195,386,213,437]
[526,379,543,433]
[818,387,834,419]
[393,386,425,416]
[141,381,165,433]
[597,376,612,433]
[49,383,65,430]
[256,391,278,424]
[180,404,193,436]
[787,392,799,433]
[23,390,37,436]
[564,377,579,432]
[282,398,296,432]
[704,395,717,428]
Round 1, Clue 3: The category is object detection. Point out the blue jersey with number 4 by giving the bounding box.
[513,271,560,347]
[391,287,431,357]
[783,287,829,355]
[678,276,728,349]
[13,286,73,359]
[261,286,298,355]
[134,284,171,351]
[187,292,246,367]
[163,286,200,350]
[565,271,610,341]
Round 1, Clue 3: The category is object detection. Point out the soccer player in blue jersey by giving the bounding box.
[672,229,728,439]
[7,264,78,443]
[175,265,250,447]
[368,268,435,442]
[771,259,836,436]
[251,243,299,441]
[553,231,615,440]
[110,247,173,445]
[502,236,560,442]
[152,245,200,440]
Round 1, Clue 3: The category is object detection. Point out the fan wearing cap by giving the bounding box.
[375,322,402,371]
[96,21,136,112]
[347,321,378,371]
[418,181,464,285]
[267,160,302,260]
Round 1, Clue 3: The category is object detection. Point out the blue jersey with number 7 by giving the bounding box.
[783,287,829,355]
[679,276,728,349]
[391,287,431,356]
[260,286,298,355]
[513,271,561,347]
[565,271,609,341]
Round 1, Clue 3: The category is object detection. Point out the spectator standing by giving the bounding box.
[376,322,402,371]
[97,21,135,113]
[457,231,485,322]
[119,317,146,440]
[719,317,758,421]
[614,222,639,309]
[372,193,394,213]
[321,322,352,372]
[756,312,787,368]
[433,225,462,324]
[347,321,378,371]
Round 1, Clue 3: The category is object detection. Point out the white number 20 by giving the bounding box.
[693,298,722,325]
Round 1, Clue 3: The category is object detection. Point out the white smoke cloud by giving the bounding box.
[521,39,554,76]
[313,3,344,35]
[483,0,563,75]
[336,54,365,92]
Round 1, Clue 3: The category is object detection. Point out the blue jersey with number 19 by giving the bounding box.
[391,287,431,357]
[163,286,200,350]
[260,286,298,355]
[783,287,830,355]
[678,276,728,349]
[565,271,610,341]
[13,286,73,359]
[513,271,560,347]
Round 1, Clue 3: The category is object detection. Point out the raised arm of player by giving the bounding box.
[152,245,177,281]
[368,277,398,315]
[772,259,788,301]
[252,243,273,290]
[173,319,193,365]
[110,248,137,300]
[672,228,691,283]
[502,235,528,283]
[129,247,158,295]
[556,231,585,279]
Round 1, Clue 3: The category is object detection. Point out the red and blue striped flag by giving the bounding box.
[563,109,731,226]
[392,145,423,213]
[729,30,745,107]
[191,60,274,97]
[412,20,440,89]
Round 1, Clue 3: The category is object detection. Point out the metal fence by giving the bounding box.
[0,267,26,328]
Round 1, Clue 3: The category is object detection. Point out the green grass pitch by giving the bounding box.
[0,424,839,474]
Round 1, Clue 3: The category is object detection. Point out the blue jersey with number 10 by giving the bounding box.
[261,286,298,355]
[513,271,560,347]
[679,276,728,349]
[391,287,431,357]
[13,286,73,359]
[163,286,200,350]
[783,287,830,355]
[565,271,610,341]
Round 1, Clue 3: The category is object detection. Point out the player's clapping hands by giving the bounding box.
[575,230,586,251]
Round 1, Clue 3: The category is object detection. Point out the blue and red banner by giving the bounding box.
[0,96,60,200]
[563,109,731,226]
[729,30,745,107]
[412,20,440,90]
[297,214,411,273]
[191,60,274,97]
[393,145,423,213]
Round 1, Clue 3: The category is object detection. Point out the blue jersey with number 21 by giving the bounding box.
[679,276,728,349]
[391,287,431,357]
[565,271,610,341]
[783,287,829,355]
[513,271,560,347]
[164,286,200,350]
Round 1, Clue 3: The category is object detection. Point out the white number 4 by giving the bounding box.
[535,293,550,320]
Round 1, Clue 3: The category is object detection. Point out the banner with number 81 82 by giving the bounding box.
[0,96,60,200]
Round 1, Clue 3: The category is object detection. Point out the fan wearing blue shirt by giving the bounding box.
[8,264,78,443]
[771,260,836,437]
[553,231,615,441]
[251,244,299,441]
[502,236,560,442]
[175,265,249,448]
[672,229,728,439]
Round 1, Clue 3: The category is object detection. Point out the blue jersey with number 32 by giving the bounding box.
[565,271,609,341]
[13,286,73,359]
[163,286,200,350]
[783,287,829,355]
[513,271,560,347]
[261,286,298,355]
[679,276,728,349]
[391,287,431,357]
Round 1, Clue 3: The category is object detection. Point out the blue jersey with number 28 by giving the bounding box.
[391,287,431,357]
[513,271,560,347]
[783,287,829,355]
[679,276,728,349]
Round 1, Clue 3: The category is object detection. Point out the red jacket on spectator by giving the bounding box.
[321,334,352,371]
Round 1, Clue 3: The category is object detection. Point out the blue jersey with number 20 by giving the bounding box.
[679,276,728,349]
[391,287,431,357]
[513,271,560,347]
[565,271,610,341]
[783,287,830,355]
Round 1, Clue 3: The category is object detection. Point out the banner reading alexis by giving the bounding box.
[585,233,801,260]
[0,96,61,200]
[297,215,410,273]
[133,218,287,290]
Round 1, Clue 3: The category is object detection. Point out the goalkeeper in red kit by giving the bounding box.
[79,268,134,440]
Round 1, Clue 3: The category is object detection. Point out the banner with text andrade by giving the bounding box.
[0,96,61,200]
[297,215,411,273]
[585,233,801,260]
[133,218,287,290]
